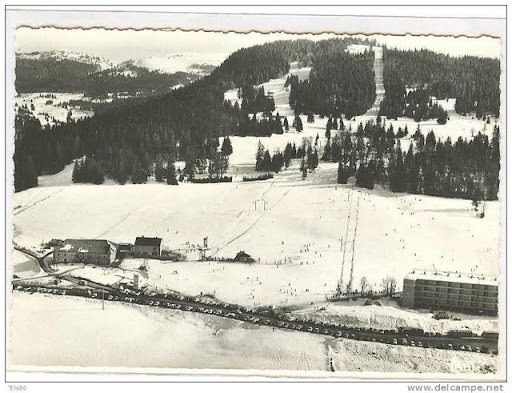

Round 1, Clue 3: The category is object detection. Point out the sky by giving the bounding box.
[15,27,501,62]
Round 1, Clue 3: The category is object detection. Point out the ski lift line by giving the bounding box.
[338,190,353,293]
[346,195,361,293]
[210,187,290,257]
[209,182,274,255]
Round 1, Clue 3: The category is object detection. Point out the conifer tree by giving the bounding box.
[284,143,293,168]
[255,140,265,171]
[294,115,303,132]
[154,160,165,182]
[322,139,332,162]
[300,157,307,179]
[166,161,178,185]
[262,149,272,172]
[337,161,348,184]
[221,136,233,156]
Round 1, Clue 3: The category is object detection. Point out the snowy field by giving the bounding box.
[13,173,500,310]
[8,291,499,377]
[132,52,227,75]
[15,92,94,127]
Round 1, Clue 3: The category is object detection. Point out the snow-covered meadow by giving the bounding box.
[8,291,499,377]
[13,172,500,310]
[15,92,94,127]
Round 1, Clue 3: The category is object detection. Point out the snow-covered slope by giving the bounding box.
[13,178,500,309]
[16,50,116,71]
[9,291,497,376]
[16,50,226,78]
[131,52,227,75]
[15,92,94,127]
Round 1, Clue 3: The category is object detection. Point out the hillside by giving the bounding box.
[379,49,501,119]
[130,52,227,75]
[13,38,376,191]
[15,50,203,96]
[13,38,501,201]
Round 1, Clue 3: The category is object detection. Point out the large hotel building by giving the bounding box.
[402,269,498,316]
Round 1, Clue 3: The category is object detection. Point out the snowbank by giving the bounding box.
[8,292,499,377]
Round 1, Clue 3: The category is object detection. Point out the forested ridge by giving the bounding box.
[14,38,374,191]
[14,39,501,200]
[16,57,197,96]
[379,49,501,120]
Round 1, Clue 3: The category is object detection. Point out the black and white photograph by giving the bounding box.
[4,5,507,386]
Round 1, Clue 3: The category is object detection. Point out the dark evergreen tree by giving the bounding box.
[300,157,307,180]
[337,161,349,184]
[283,117,289,131]
[255,140,265,171]
[271,150,285,173]
[262,149,272,172]
[221,136,233,156]
[166,161,178,185]
[333,117,338,130]
[154,160,165,182]
[284,143,293,168]
[356,162,375,190]
[322,139,332,162]
[294,115,303,132]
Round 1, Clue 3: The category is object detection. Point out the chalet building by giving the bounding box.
[53,239,117,265]
[402,269,498,316]
[48,239,64,247]
[234,251,255,263]
[134,236,162,258]
[117,243,134,253]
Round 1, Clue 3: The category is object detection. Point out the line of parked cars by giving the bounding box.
[13,284,498,355]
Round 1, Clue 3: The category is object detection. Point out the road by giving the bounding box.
[14,245,55,273]
[13,282,499,355]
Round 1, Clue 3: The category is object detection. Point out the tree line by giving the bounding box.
[288,50,376,118]
[15,56,198,96]
[379,80,449,124]
[381,48,500,118]
[325,118,499,201]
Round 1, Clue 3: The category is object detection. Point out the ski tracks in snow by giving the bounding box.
[14,188,64,216]
[211,182,290,256]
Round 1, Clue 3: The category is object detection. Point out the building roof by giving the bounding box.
[134,236,162,247]
[405,269,498,287]
[57,239,111,254]
[235,251,252,259]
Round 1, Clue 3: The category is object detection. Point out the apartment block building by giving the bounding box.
[402,269,498,316]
